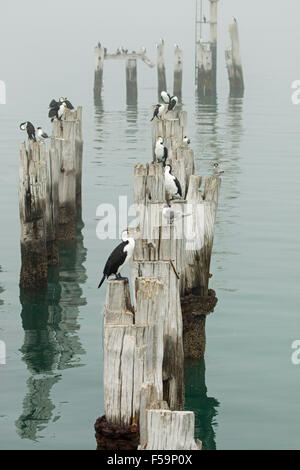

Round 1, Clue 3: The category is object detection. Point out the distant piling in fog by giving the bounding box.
[157,39,167,100]
[19,108,83,290]
[173,45,183,99]
[225,19,244,97]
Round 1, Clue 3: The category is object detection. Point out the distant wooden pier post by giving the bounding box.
[126,57,138,103]
[173,45,183,99]
[225,19,244,97]
[157,39,167,100]
[94,43,104,105]
[209,0,219,94]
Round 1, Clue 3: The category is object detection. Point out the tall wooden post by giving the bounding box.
[225,19,244,97]
[19,142,48,290]
[173,45,183,99]
[196,42,213,96]
[126,58,138,104]
[209,0,219,94]
[94,43,104,105]
[157,39,167,100]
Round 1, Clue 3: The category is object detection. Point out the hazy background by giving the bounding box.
[1,0,300,450]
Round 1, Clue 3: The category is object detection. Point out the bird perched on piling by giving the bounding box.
[162,204,191,224]
[20,122,36,141]
[48,101,67,122]
[213,163,224,176]
[154,137,168,164]
[98,229,135,289]
[36,127,49,142]
[150,104,165,121]
[164,164,182,200]
[183,136,191,145]
[160,91,178,112]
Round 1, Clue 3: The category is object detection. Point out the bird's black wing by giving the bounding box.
[150,105,159,121]
[103,241,128,277]
[64,100,74,110]
[27,122,36,141]
[168,98,176,111]
[49,99,59,108]
[174,177,182,197]
[48,106,58,118]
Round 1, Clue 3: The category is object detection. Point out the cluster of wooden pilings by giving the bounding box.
[18,108,83,290]
[196,0,244,97]
[95,109,220,450]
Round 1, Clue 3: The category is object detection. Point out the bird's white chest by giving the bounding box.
[58,105,65,118]
[165,171,177,195]
[155,143,164,159]
[118,238,135,272]
[158,105,165,118]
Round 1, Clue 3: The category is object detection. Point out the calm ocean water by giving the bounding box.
[1,0,300,450]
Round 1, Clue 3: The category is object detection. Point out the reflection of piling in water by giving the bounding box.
[18,232,87,440]
[225,19,244,97]
[185,359,219,450]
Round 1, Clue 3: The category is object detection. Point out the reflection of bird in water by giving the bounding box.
[213,163,224,176]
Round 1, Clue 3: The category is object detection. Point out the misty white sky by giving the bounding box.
[0,0,299,107]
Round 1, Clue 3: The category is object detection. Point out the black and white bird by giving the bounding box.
[183,136,191,145]
[36,127,49,141]
[150,103,165,121]
[162,204,192,224]
[213,163,224,175]
[20,122,36,141]
[161,91,171,104]
[48,101,67,122]
[154,136,168,163]
[160,91,178,112]
[98,229,135,289]
[167,95,178,112]
[59,97,74,110]
[164,164,182,200]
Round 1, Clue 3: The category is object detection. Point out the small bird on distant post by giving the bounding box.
[36,127,49,142]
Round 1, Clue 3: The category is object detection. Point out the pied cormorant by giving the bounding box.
[150,103,165,121]
[20,121,36,141]
[164,164,182,200]
[154,136,168,164]
[98,230,135,289]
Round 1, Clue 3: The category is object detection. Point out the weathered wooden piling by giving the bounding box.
[51,108,83,241]
[143,410,202,450]
[225,19,244,97]
[98,277,165,449]
[131,261,185,411]
[157,39,167,99]
[94,43,104,104]
[19,142,48,290]
[126,58,138,103]
[173,45,183,99]
[196,42,214,96]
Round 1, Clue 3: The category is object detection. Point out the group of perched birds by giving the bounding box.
[19,97,74,142]
[151,91,179,121]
